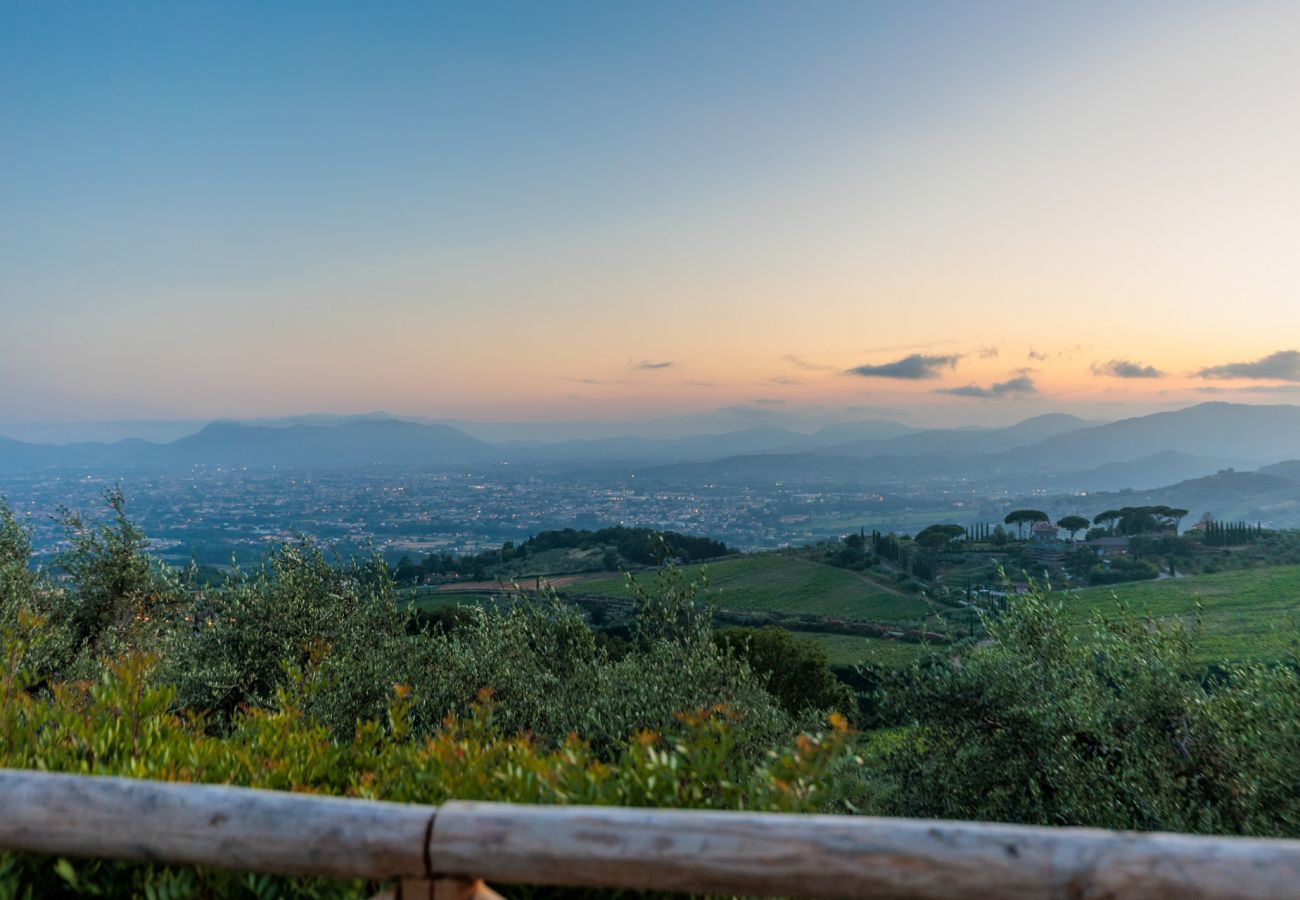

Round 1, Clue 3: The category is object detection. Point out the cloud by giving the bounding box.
[846,353,962,380]
[769,375,799,385]
[783,354,835,372]
[1091,359,1166,379]
[634,359,674,370]
[1198,349,1300,382]
[1196,383,1300,395]
[857,340,961,354]
[938,374,1038,398]
[1027,349,1048,362]
[976,346,1000,359]
[753,398,784,405]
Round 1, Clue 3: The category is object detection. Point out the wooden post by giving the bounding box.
[8,770,1300,899]
[0,769,432,881]
[429,801,1300,900]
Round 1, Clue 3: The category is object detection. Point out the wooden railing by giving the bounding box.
[3,768,1300,898]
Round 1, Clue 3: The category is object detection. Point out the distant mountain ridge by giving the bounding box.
[813,412,1099,459]
[638,403,1300,490]
[0,419,497,470]
[3,403,1300,489]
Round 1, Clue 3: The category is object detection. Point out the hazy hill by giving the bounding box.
[818,412,1096,458]
[160,419,495,467]
[1259,460,1300,481]
[804,419,917,445]
[662,404,1300,487]
[1004,403,1300,472]
[5,403,1300,482]
[0,436,56,470]
[0,419,496,470]
[1056,451,1253,492]
[1041,468,1300,528]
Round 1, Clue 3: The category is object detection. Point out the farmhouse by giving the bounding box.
[1089,536,1130,557]
[1030,520,1060,544]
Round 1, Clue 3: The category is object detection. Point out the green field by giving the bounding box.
[570,554,936,622]
[803,632,938,667]
[1070,565,1300,664]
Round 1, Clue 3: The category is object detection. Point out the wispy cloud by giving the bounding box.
[857,340,962,354]
[1027,348,1048,362]
[1198,349,1300,382]
[1196,383,1300,395]
[782,354,835,372]
[847,353,962,380]
[938,373,1037,398]
[1091,359,1165,379]
[769,375,799,386]
[633,359,674,370]
[976,346,1000,359]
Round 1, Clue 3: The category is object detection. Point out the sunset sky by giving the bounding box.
[4,1,1299,430]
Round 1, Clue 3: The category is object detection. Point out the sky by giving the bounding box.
[3,0,1300,432]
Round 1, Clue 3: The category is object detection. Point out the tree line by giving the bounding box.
[392,525,728,583]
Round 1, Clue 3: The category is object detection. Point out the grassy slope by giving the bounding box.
[1070,565,1300,664]
[571,554,933,621]
[805,632,938,667]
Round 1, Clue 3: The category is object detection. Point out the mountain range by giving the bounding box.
[2,403,1299,496]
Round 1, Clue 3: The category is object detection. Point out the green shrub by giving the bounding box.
[0,629,862,898]
[884,582,1300,835]
[714,626,854,718]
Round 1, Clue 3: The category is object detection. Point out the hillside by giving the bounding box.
[1260,460,1300,481]
[1041,468,1300,527]
[570,554,933,622]
[1006,403,1300,472]
[638,403,1300,489]
[1070,565,1300,664]
[819,412,1096,458]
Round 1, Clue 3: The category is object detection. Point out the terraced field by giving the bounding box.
[569,554,937,622]
[1070,564,1300,664]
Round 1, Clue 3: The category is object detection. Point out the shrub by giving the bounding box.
[884,582,1300,835]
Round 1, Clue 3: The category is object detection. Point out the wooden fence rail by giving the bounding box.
[3,768,1300,898]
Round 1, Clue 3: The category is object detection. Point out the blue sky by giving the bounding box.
[5,1,1297,427]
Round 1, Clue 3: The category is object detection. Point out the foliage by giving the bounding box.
[2,487,185,685]
[1056,516,1091,540]
[1003,509,1049,539]
[914,524,965,552]
[393,526,728,584]
[1201,520,1266,547]
[1093,506,1189,537]
[163,542,408,731]
[8,492,1300,897]
[714,626,855,718]
[885,581,1300,835]
[1084,556,1161,585]
[0,634,862,898]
